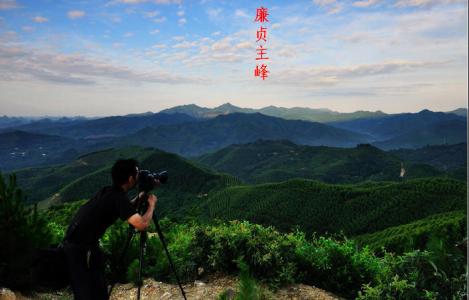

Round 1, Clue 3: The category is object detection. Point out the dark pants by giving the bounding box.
[63,242,109,300]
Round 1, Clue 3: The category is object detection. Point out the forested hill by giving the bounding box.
[14,146,239,214]
[390,142,467,170]
[200,177,466,237]
[195,140,457,184]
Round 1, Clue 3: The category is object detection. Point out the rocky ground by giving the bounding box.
[1,275,343,300]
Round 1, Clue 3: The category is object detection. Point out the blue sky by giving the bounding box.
[0,0,467,116]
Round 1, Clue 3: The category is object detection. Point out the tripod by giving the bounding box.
[108,191,187,300]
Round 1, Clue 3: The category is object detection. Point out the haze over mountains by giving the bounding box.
[0,103,466,171]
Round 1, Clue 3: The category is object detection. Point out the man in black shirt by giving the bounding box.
[63,159,157,300]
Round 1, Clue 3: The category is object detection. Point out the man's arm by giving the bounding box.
[127,194,157,231]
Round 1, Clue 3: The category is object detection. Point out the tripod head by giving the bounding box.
[131,169,168,213]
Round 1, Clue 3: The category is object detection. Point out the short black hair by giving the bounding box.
[112,159,138,186]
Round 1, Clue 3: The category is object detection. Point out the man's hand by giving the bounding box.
[147,194,157,208]
[128,194,157,231]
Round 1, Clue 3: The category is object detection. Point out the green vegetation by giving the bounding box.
[42,201,467,299]
[196,140,455,184]
[1,175,466,299]
[390,143,467,171]
[13,147,156,203]
[13,147,240,217]
[201,177,466,237]
[0,172,53,289]
[2,139,467,299]
[354,210,467,254]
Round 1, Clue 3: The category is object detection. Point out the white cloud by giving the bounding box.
[153,0,181,3]
[177,10,184,16]
[152,43,167,48]
[271,60,452,87]
[67,10,86,20]
[235,9,248,18]
[211,37,231,51]
[313,0,343,14]
[353,0,380,7]
[173,41,197,48]
[235,41,252,49]
[0,44,205,85]
[211,31,221,36]
[394,0,467,7]
[178,18,187,25]
[153,16,166,23]
[271,23,281,29]
[207,8,222,19]
[0,0,19,10]
[32,16,48,23]
[21,26,34,32]
[143,10,159,18]
[173,35,185,41]
[149,29,160,35]
[124,32,134,37]
[110,0,181,4]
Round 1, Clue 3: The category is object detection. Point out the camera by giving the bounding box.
[138,170,168,192]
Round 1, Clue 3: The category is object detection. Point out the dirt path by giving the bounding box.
[3,276,343,300]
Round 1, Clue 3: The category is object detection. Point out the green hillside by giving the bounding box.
[354,210,467,254]
[60,152,240,217]
[390,143,467,170]
[13,147,155,203]
[200,177,466,237]
[15,147,239,217]
[195,140,449,184]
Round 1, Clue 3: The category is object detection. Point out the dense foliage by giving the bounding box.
[43,200,467,299]
[0,172,53,289]
[354,210,467,254]
[196,140,456,184]
[1,169,466,299]
[202,177,466,237]
[390,143,467,171]
[12,147,240,212]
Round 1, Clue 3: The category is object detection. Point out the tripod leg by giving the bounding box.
[152,214,187,300]
[137,231,147,300]
[108,225,136,297]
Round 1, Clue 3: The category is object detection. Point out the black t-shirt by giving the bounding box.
[65,185,137,245]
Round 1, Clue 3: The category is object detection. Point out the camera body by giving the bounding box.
[138,170,168,193]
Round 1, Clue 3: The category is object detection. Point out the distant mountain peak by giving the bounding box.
[418,109,433,114]
[215,102,240,110]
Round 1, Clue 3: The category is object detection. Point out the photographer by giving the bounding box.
[63,159,157,300]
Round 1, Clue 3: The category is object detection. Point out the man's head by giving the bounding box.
[112,159,139,191]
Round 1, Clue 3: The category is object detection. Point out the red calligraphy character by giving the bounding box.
[254,6,269,23]
[254,64,269,80]
[256,26,268,42]
[256,45,269,60]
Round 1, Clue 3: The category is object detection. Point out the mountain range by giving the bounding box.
[0,105,466,171]
[119,113,370,156]
[160,102,388,122]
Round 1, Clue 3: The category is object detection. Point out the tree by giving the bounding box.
[0,172,52,289]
